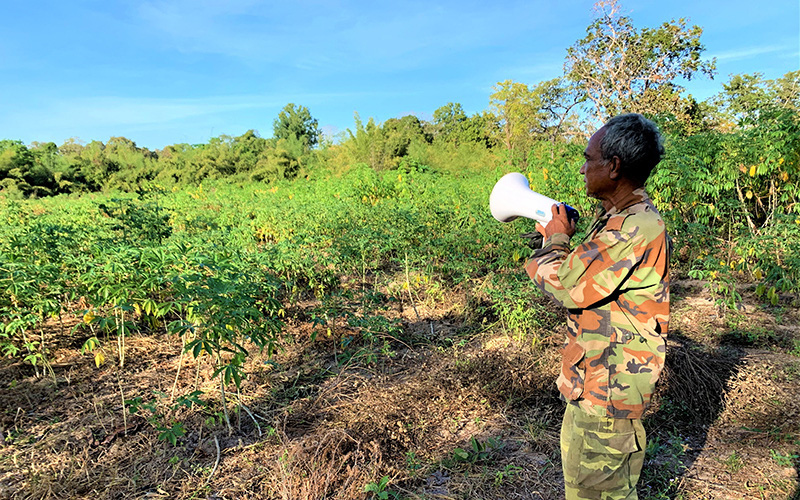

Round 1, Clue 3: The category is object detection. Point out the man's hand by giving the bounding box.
[535,203,577,240]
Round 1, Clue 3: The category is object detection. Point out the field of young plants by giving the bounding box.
[2,141,800,499]
[2,0,799,491]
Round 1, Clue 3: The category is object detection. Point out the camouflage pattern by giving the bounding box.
[561,403,645,499]
[525,188,670,419]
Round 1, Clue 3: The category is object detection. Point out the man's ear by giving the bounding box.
[608,156,622,180]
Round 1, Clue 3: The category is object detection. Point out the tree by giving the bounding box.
[528,78,586,143]
[432,103,468,144]
[342,113,386,171]
[565,0,716,123]
[232,129,269,173]
[273,103,321,150]
[431,103,491,146]
[712,71,800,127]
[489,80,547,158]
[381,115,429,160]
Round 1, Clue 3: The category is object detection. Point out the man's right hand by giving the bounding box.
[536,203,577,240]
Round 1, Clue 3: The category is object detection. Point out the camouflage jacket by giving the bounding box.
[525,189,670,419]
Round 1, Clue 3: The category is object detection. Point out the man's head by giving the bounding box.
[598,113,665,187]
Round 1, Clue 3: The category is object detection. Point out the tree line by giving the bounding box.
[0,0,797,200]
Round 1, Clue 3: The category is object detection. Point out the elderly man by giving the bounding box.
[526,113,671,499]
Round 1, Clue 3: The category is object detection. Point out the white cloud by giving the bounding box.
[712,44,794,62]
[36,95,278,128]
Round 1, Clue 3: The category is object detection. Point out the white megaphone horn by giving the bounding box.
[489,172,579,224]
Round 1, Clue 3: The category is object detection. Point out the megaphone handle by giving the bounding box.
[564,204,580,223]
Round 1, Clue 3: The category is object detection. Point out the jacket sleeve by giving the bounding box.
[525,222,646,310]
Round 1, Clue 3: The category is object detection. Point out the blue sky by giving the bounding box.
[1,0,798,150]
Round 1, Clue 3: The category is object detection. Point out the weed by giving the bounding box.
[405,451,422,475]
[125,390,205,446]
[452,436,505,464]
[770,363,800,382]
[494,463,523,485]
[641,432,688,498]
[721,324,783,348]
[721,451,745,473]
[790,340,800,358]
[364,475,398,499]
[770,449,800,467]
[523,419,549,442]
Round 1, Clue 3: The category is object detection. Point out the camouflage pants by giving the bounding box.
[560,403,646,500]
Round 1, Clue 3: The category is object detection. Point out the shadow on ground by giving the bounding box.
[641,331,745,498]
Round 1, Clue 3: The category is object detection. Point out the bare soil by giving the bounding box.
[1,280,799,499]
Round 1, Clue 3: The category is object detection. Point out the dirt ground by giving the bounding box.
[1,280,798,500]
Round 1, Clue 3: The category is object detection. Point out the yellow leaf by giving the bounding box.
[754,269,763,280]
[746,190,753,199]
[83,310,95,324]
[95,351,105,368]
[782,171,789,182]
[749,165,756,177]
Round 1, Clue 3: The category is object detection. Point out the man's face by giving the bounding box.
[580,127,613,200]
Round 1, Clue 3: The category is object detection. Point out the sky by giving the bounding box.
[1,0,798,150]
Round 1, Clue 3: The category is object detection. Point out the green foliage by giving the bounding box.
[431,102,491,147]
[0,140,59,197]
[713,71,800,125]
[337,113,433,171]
[770,449,800,467]
[565,0,715,123]
[641,431,688,499]
[452,436,505,464]
[125,390,204,446]
[721,451,745,473]
[489,80,549,165]
[381,115,430,163]
[647,75,800,295]
[489,79,584,163]
[98,192,172,244]
[171,249,285,388]
[364,475,398,499]
[494,463,523,485]
[273,103,320,150]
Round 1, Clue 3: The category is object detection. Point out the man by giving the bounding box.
[525,113,671,499]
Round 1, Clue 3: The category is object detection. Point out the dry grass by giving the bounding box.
[1,283,799,499]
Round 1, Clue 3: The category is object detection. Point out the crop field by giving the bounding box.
[1,158,799,499]
[2,0,799,495]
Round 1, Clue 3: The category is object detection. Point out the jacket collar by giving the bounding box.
[596,187,649,220]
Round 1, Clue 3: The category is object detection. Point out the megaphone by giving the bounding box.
[489,172,579,224]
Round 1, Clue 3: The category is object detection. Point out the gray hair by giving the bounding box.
[600,113,665,185]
